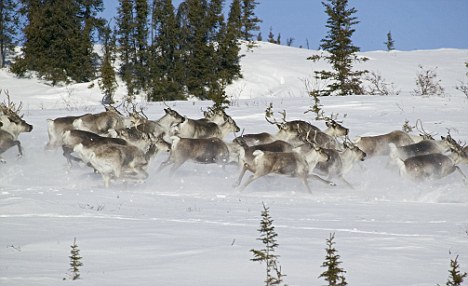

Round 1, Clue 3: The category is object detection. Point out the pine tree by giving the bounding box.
[133,0,149,91]
[0,0,20,68]
[241,0,262,41]
[11,0,103,84]
[439,255,467,286]
[311,0,367,96]
[68,238,83,280]
[319,233,348,286]
[268,27,275,43]
[384,30,395,51]
[148,0,184,101]
[116,0,136,97]
[73,0,105,82]
[217,0,242,85]
[250,203,286,286]
[99,23,118,104]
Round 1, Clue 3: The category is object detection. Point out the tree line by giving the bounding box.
[1,0,262,105]
[2,0,408,101]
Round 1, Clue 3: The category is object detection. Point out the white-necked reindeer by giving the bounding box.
[236,142,332,193]
[157,136,230,175]
[0,92,33,161]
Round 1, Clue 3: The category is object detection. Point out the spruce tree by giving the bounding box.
[319,233,348,286]
[384,30,395,51]
[133,0,149,91]
[251,203,286,286]
[241,0,262,41]
[99,23,118,104]
[0,0,20,68]
[217,0,242,85]
[73,0,105,82]
[268,27,275,43]
[148,0,184,101]
[116,0,136,97]
[439,255,467,286]
[68,238,83,280]
[11,0,103,84]
[311,0,366,96]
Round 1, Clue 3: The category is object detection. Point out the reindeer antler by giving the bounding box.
[1,90,24,118]
[264,103,287,126]
[415,119,436,140]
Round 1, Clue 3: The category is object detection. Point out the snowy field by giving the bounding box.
[1,43,468,285]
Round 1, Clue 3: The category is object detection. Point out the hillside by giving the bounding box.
[1,43,468,286]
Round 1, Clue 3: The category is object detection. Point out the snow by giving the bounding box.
[1,42,468,285]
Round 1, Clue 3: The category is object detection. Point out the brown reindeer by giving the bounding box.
[388,135,459,163]
[157,136,230,175]
[172,115,240,139]
[313,142,367,189]
[236,145,332,193]
[394,146,467,181]
[72,105,132,135]
[0,93,33,161]
[232,138,294,186]
[354,130,415,157]
[73,141,149,188]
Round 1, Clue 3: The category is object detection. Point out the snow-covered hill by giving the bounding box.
[1,43,468,286]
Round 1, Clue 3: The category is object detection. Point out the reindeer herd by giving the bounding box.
[1,95,467,192]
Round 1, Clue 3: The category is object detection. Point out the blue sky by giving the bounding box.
[101,0,468,51]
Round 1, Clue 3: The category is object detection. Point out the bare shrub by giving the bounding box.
[364,71,400,95]
[412,65,445,97]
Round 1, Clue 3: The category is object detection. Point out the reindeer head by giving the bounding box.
[0,91,33,134]
[325,119,349,136]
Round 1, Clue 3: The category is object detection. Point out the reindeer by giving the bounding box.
[0,129,22,162]
[72,105,132,135]
[231,138,294,186]
[0,95,33,138]
[265,111,348,148]
[157,136,230,175]
[61,129,128,165]
[153,108,185,141]
[236,144,332,193]
[173,116,240,139]
[394,149,467,182]
[108,126,154,155]
[0,92,33,161]
[73,142,149,188]
[233,132,276,146]
[46,115,84,149]
[388,135,459,164]
[353,130,415,157]
[203,107,230,125]
[312,142,367,188]
[46,105,127,149]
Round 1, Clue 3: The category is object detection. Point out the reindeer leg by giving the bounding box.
[157,157,173,173]
[454,166,467,180]
[301,175,312,194]
[168,159,185,176]
[14,140,23,157]
[340,176,354,189]
[62,145,82,165]
[309,174,336,186]
[233,163,249,187]
[238,174,261,192]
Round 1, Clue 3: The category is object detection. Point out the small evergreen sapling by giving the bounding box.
[319,233,348,286]
[438,255,467,286]
[250,203,286,286]
[68,238,83,280]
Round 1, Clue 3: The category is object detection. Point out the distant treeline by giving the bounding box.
[1,0,262,104]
